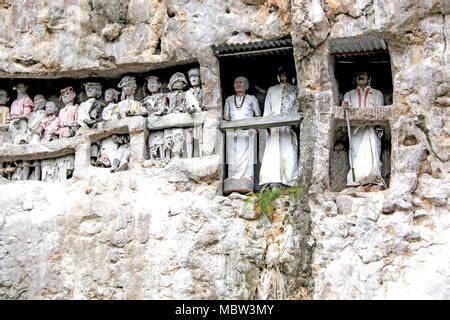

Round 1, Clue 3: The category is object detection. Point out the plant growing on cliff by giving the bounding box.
[255,186,301,222]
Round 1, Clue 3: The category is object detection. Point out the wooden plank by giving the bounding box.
[220,113,303,130]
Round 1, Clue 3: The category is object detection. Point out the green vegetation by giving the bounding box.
[254,186,302,221]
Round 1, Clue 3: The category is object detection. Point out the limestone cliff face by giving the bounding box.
[0,0,449,299]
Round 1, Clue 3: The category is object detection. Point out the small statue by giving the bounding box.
[142,75,168,116]
[58,87,79,138]
[148,131,164,160]
[77,82,105,128]
[163,129,185,159]
[40,101,60,143]
[8,83,34,144]
[102,88,121,121]
[8,112,31,144]
[223,76,261,194]
[166,72,194,114]
[186,68,205,111]
[96,137,119,168]
[41,158,58,182]
[28,94,47,144]
[117,76,148,117]
[259,66,299,189]
[143,76,167,160]
[0,89,10,126]
[185,68,205,157]
[9,82,33,121]
[342,68,385,189]
[110,134,130,172]
[56,155,75,181]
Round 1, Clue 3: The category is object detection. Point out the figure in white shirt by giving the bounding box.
[342,68,385,189]
[259,66,299,189]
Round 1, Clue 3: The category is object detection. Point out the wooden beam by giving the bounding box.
[220,113,303,130]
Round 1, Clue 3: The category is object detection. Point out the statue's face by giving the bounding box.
[122,84,136,96]
[15,83,27,94]
[0,90,9,105]
[147,78,161,93]
[104,90,116,103]
[45,102,57,115]
[34,96,47,110]
[356,72,369,87]
[279,72,288,83]
[85,84,101,98]
[172,81,185,91]
[189,74,201,87]
[61,90,75,104]
[234,78,247,93]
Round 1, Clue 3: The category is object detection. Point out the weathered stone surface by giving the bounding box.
[0,0,449,301]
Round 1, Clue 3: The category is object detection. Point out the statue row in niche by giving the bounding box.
[0,155,74,182]
[223,66,299,194]
[0,68,206,173]
[0,67,204,144]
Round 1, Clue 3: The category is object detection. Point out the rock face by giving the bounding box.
[0,0,449,299]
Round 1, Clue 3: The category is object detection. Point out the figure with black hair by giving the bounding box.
[259,66,299,189]
[342,68,385,190]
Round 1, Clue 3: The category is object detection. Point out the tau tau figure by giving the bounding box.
[8,83,34,144]
[102,88,121,121]
[185,68,205,111]
[142,75,168,116]
[40,101,60,143]
[58,86,79,138]
[0,89,10,145]
[77,82,105,128]
[223,76,261,194]
[342,68,385,190]
[117,76,147,117]
[28,94,47,144]
[0,89,10,126]
[259,66,299,189]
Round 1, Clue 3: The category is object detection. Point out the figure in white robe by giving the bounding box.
[342,70,385,187]
[259,67,299,188]
[223,77,261,193]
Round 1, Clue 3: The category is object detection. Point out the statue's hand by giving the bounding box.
[376,128,383,138]
[342,100,349,109]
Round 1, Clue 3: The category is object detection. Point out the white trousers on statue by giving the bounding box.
[347,126,383,186]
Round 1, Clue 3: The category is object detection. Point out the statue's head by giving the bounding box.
[355,67,370,87]
[168,72,188,91]
[13,83,28,94]
[233,76,249,94]
[118,76,137,97]
[277,66,291,84]
[33,94,47,111]
[105,88,120,103]
[83,82,102,99]
[0,89,9,105]
[45,101,58,116]
[59,87,76,105]
[145,75,161,94]
[187,68,201,87]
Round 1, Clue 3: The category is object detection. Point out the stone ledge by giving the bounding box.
[0,138,76,161]
[147,111,211,130]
